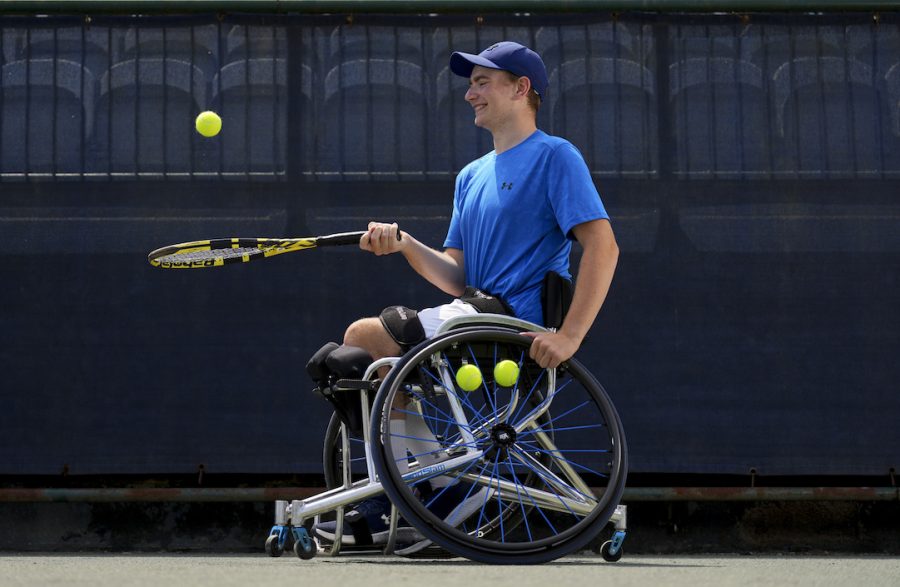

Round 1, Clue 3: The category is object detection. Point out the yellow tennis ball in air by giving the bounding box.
[494,360,520,388]
[455,364,482,392]
[195,110,222,137]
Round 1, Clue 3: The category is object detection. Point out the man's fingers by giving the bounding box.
[525,333,550,369]
[522,331,568,369]
[362,222,399,255]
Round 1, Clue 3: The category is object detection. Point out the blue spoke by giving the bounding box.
[508,460,558,535]
[509,377,577,429]
[436,352,495,430]
[509,368,545,425]
[529,448,611,453]
[390,408,473,432]
[518,399,594,433]
[423,458,483,515]
[447,463,491,532]
[452,388,492,431]
[518,423,606,438]
[504,453,534,542]
[526,446,611,480]
[443,351,493,427]
[400,386,467,432]
[508,446,583,522]
[495,455,506,542]
[466,343,498,417]
[389,444,461,465]
[475,450,503,536]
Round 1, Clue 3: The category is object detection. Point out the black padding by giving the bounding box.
[541,271,574,329]
[309,344,373,436]
[459,286,514,316]
[325,345,373,379]
[379,305,426,348]
[306,341,340,385]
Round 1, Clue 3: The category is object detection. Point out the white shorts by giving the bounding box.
[417,299,480,339]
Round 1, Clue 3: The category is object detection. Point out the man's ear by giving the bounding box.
[516,75,533,98]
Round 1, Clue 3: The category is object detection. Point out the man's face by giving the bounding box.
[464,65,519,130]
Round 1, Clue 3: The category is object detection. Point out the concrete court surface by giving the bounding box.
[0,554,898,587]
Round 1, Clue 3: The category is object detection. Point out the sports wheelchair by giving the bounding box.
[265,314,628,564]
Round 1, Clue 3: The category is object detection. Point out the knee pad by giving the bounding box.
[379,305,426,350]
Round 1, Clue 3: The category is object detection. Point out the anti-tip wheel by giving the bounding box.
[265,534,284,557]
[294,536,316,560]
[599,540,623,562]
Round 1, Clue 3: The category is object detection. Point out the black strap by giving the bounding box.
[379,305,427,349]
[460,286,514,316]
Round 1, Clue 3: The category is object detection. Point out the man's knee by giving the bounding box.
[343,317,400,359]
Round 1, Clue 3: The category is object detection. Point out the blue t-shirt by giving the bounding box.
[444,130,609,325]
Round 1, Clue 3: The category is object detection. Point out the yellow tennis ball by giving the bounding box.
[195,110,222,137]
[494,360,520,387]
[455,364,482,392]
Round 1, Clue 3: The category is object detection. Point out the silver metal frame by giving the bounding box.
[277,314,626,557]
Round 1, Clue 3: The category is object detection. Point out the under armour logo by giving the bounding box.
[501,182,513,190]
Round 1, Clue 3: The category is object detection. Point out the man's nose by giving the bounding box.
[465,86,476,102]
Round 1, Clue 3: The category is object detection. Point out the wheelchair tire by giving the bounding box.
[322,411,345,490]
[370,327,628,564]
[323,410,370,490]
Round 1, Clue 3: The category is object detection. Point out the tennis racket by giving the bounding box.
[148,230,398,269]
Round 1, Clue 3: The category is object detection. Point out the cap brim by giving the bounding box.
[450,51,502,79]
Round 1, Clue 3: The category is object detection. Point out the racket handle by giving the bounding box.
[317,231,367,246]
[317,226,402,247]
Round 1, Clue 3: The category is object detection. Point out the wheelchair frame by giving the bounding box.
[266,314,628,563]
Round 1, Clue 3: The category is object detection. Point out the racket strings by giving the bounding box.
[157,246,263,263]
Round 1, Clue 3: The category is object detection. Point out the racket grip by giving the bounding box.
[318,225,403,247]
[317,231,368,246]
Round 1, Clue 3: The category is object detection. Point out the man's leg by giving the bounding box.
[343,317,402,362]
[343,317,410,477]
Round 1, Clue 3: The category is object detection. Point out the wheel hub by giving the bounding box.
[490,423,517,447]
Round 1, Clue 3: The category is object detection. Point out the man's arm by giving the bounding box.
[524,218,619,368]
[361,222,466,297]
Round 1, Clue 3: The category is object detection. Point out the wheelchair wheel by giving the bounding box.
[322,411,368,490]
[370,327,628,564]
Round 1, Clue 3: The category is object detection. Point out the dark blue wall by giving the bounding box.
[1,12,898,477]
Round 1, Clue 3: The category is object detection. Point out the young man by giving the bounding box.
[313,41,618,548]
[347,41,618,369]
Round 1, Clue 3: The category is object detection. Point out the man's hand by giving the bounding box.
[360,222,404,255]
[521,330,580,369]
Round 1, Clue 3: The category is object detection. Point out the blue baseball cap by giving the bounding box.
[450,41,549,99]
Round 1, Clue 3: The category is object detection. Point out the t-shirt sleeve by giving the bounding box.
[547,142,609,239]
[443,172,465,250]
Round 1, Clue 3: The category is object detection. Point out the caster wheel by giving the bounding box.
[294,538,316,560]
[599,540,623,562]
[265,533,284,557]
[292,527,316,560]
